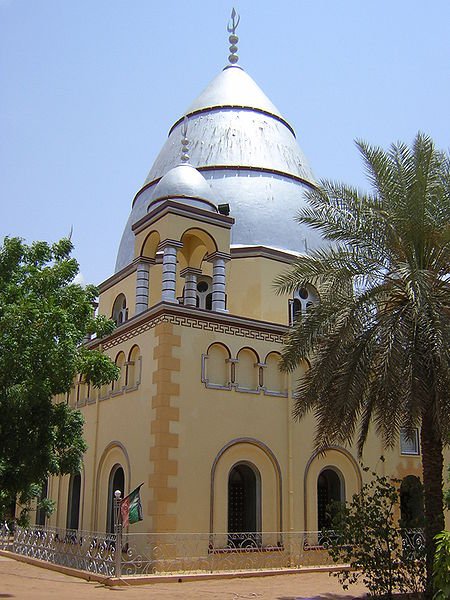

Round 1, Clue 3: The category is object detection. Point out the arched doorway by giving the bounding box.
[107,465,124,533]
[228,463,261,546]
[66,473,81,530]
[400,475,424,529]
[317,468,344,530]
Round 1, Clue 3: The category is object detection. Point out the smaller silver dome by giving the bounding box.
[148,164,219,213]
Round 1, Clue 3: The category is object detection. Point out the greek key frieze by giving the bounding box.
[102,313,284,350]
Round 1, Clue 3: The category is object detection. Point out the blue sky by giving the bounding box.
[2,0,449,285]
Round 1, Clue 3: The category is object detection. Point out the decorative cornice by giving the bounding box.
[97,262,137,294]
[230,245,305,264]
[157,238,184,251]
[88,302,288,351]
[180,266,202,278]
[206,251,231,262]
[132,199,234,234]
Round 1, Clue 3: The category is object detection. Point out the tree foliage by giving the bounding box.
[326,468,425,598]
[0,237,119,522]
[433,530,450,600]
[276,133,450,597]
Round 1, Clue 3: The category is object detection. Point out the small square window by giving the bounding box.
[400,428,420,455]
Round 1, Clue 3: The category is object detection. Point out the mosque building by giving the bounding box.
[48,13,423,541]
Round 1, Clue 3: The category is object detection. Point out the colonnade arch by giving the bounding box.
[134,226,229,312]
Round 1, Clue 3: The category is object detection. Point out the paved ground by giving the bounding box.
[0,555,368,599]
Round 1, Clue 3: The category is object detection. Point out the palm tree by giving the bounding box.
[276,133,450,598]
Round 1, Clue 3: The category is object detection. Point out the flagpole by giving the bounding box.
[113,490,122,578]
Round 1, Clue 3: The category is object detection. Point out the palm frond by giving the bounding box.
[278,133,450,454]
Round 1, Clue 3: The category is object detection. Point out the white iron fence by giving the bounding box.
[0,524,425,579]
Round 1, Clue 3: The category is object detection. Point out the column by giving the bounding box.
[207,252,230,313]
[180,267,201,307]
[159,240,183,303]
[135,258,154,314]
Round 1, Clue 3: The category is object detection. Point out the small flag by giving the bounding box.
[120,483,144,527]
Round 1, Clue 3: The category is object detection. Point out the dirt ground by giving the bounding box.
[0,555,368,599]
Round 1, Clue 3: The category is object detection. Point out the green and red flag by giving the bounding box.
[120,483,144,527]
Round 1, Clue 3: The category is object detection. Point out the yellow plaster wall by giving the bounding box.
[227,257,290,324]
[98,271,136,320]
[169,325,291,533]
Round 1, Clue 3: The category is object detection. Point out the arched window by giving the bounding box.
[228,463,261,547]
[127,345,141,388]
[66,473,81,530]
[400,475,424,529]
[107,465,124,533]
[196,276,213,310]
[289,284,319,325]
[317,468,344,530]
[111,294,128,326]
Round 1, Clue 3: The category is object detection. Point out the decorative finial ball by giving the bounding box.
[229,34,238,45]
[114,490,122,499]
[228,54,239,64]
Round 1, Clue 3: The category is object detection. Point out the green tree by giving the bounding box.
[0,237,119,523]
[276,133,450,598]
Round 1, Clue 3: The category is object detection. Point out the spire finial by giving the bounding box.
[227,8,240,65]
[180,116,190,163]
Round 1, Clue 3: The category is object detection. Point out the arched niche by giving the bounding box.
[211,439,282,548]
[303,447,361,531]
[236,347,259,392]
[127,345,141,388]
[264,352,287,395]
[113,351,126,391]
[203,343,231,389]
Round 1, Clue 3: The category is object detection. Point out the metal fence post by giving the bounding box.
[114,491,122,578]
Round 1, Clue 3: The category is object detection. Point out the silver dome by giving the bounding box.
[148,163,219,213]
[115,65,320,273]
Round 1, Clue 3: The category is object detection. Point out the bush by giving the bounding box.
[433,531,450,600]
[324,467,425,598]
